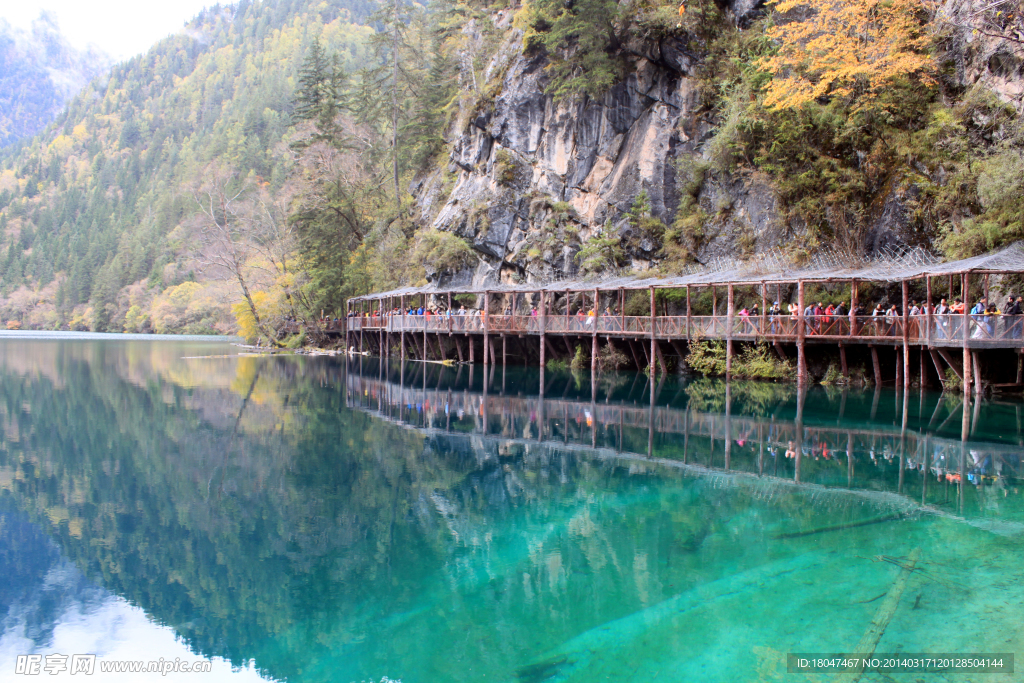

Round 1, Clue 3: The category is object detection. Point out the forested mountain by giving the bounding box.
[0,13,112,148]
[1,0,1022,339]
[0,0,376,333]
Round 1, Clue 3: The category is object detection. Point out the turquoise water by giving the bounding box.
[1,336,1023,682]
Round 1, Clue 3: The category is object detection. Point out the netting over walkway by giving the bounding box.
[349,243,1024,302]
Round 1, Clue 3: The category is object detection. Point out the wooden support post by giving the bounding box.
[469,333,474,364]
[902,279,910,391]
[539,290,546,370]
[896,347,903,388]
[483,291,490,369]
[839,343,848,379]
[502,334,506,369]
[359,300,364,355]
[455,336,464,363]
[546,337,560,363]
[619,288,625,332]
[400,295,406,361]
[654,341,666,374]
[726,284,735,379]
[850,278,858,336]
[962,273,971,400]
[447,292,452,335]
[797,281,808,385]
[649,286,657,375]
[760,282,767,335]
[973,350,983,397]
[626,339,643,369]
[937,348,963,380]
[670,340,687,363]
[489,336,496,366]
[930,349,945,385]
[870,345,882,387]
[686,285,692,341]
[592,287,599,374]
[926,276,932,347]
[920,348,927,388]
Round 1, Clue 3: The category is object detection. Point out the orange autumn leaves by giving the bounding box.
[677,0,935,109]
[759,0,935,108]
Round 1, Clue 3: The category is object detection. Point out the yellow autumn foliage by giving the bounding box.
[758,0,935,110]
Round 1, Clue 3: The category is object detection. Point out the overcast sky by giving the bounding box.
[3,0,215,60]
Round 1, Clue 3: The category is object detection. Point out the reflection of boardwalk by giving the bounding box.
[345,362,1024,525]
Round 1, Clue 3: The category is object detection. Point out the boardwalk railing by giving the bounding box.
[342,312,1024,348]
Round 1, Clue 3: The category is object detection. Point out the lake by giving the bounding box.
[1,334,1022,682]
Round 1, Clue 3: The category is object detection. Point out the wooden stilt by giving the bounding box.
[937,348,963,380]
[962,273,971,400]
[649,286,657,375]
[839,343,848,379]
[973,351,983,397]
[797,281,807,385]
[592,287,600,374]
[902,280,910,391]
[483,291,490,369]
[726,284,735,379]
[626,339,643,369]
[870,345,882,386]
[539,290,546,370]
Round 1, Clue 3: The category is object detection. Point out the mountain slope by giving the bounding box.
[0,12,112,149]
[0,0,373,332]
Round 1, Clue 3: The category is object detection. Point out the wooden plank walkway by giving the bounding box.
[331,243,1024,395]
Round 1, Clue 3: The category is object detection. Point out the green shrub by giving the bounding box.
[943,367,963,393]
[598,342,629,371]
[493,148,519,186]
[570,344,589,372]
[686,340,791,380]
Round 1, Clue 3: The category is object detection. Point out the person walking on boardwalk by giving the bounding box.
[935,298,950,339]
[1007,296,1022,339]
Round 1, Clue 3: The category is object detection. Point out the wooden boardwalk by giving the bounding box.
[338,244,1024,396]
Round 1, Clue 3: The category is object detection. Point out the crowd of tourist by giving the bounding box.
[345,293,1024,340]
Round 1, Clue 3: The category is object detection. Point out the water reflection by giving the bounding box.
[2,338,1024,682]
[348,358,1024,525]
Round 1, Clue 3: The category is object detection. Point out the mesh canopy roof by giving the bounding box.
[349,242,1024,303]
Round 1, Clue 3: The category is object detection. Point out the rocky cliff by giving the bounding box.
[409,0,1024,289]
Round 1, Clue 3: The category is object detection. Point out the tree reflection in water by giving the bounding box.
[1,340,1024,683]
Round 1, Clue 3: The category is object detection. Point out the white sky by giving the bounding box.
[2,0,216,60]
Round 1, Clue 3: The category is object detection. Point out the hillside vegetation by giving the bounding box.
[0,0,1022,340]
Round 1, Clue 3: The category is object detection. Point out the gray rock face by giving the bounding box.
[940,0,1024,111]
[414,25,744,287]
